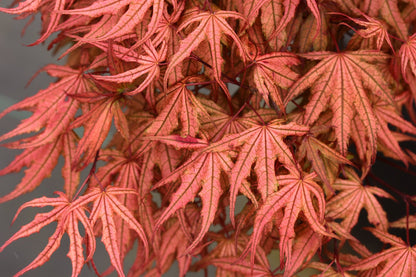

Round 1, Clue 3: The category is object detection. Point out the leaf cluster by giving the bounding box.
[1,0,416,276]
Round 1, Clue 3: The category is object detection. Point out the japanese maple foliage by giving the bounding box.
[2,0,416,276]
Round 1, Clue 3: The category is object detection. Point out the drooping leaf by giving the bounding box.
[0,0,66,45]
[0,64,91,148]
[60,0,164,45]
[71,187,149,277]
[0,137,62,203]
[0,192,95,277]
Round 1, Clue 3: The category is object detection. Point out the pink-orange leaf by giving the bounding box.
[246,170,331,267]
[285,50,393,158]
[164,9,248,97]
[60,0,163,45]
[93,42,167,95]
[348,228,416,276]
[326,168,393,231]
[0,64,89,148]
[212,119,309,225]
[400,33,416,82]
[144,81,209,138]
[71,94,128,169]
[243,0,321,40]
[0,137,62,203]
[0,192,95,277]
[251,52,300,111]
[154,149,233,254]
[71,187,149,277]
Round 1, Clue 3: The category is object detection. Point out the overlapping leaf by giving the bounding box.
[70,92,128,169]
[251,52,299,111]
[242,0,321,40]
[163,9,248,97]
[139,80,209,146]
[153,147,233,254]
[93,42,166,95]
[0,0,66,45]
[60,0,163,44]
[2,0,416,276]
[0,135,63,203]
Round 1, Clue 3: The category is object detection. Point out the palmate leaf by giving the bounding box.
[199,99,279,140]
[138,80,210,148]
[0,64,92,148]
[90,151,143,263]
[284,50,394,160]
[212,119,309,225]
[342,12,394,51]
[60,0,163,44]
[245,170,332,268]
[326,168,393,231]
[299,136,353,195]
[3,0,416,276]
[251,52,300,111]
[348,228,416,276]
[93,41,167,96]
[372,95,416,164]
[242,0,321,40]
[0,135,64,203]
[153,148,233,254]
[163,9,248,98]
[0,192,95,277]
[70,92,129,169]
[71,187,149,277]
